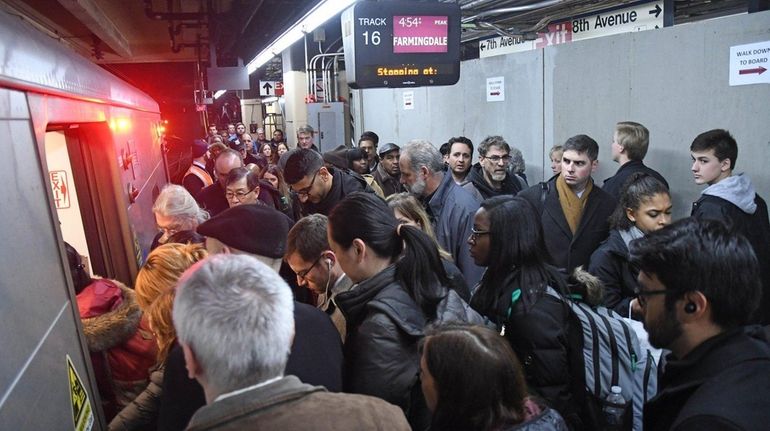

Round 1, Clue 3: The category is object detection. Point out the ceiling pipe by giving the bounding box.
[461,0,565,23]
[144,0,206,21]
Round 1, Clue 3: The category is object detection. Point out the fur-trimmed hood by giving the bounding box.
[78,277,142,352]
[569,266,605,307]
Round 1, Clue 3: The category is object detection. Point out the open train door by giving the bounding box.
[0,89,106,430]
[45,123,139,285]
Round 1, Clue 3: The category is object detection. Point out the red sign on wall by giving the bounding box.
[50,170,70,209]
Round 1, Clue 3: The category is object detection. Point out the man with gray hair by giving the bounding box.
[174,255,409,430]
[399,139,483,288]
[296,124,319,152]
[462,135,527,202]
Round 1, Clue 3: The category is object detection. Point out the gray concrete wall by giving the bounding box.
[357,10,770,219]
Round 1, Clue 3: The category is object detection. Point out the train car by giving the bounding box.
[0,8,167,430]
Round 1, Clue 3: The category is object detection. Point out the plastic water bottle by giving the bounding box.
[603,385,626,430]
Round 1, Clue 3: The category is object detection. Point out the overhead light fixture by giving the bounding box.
[246,0,358,74]
[214,90,226,99]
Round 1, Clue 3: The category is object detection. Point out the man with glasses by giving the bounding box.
[224,167,261,208]
[285,214,353,340]
[197,149,244,216]
[462,135,527,202]
[282,148,374,216]
[629,217,770,430]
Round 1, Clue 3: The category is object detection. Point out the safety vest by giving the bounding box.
[184,161,213,187]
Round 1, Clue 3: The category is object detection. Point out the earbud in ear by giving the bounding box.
[326,258,332,269]
[685,303,696,314]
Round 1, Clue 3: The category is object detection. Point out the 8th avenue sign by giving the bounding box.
[479,1,664,58]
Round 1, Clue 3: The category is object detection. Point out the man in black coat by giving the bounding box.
[282,148,374,216]
[519,135,615,272]
[602,121,668,200]
[630,218,770,431]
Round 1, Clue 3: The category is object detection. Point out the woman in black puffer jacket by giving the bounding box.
[329,192,482,431]
[468,196,582,430]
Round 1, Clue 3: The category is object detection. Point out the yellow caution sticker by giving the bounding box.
[66,355,94,431]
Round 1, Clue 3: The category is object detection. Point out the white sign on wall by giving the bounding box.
[479,1,664,58]
[729,40,770,86]
[486,77,505,102]
[403,91,414,110]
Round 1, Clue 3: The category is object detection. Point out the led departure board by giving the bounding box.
[341,2,461,89]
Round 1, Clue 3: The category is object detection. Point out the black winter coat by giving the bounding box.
[602,160,669,201]
[518,177,616,272]
[336,265,482,431]
[645,326,770,431]
[692,194,770,324]
[587,230,638,317]
[470,271,582,429]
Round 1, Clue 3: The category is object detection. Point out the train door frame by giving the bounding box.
[46,122,137,285]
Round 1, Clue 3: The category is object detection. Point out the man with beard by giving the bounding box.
[630,217,770,431]
[372,143,405,197]
[399,139,483,288]
[462,135,527,202]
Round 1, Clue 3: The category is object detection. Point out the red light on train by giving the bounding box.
[109,117,132,132]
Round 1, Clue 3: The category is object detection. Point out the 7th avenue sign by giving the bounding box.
[479,1,665,58]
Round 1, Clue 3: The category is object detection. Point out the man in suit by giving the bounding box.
[519,134,615,272]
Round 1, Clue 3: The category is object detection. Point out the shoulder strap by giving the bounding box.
[540,181,549,206]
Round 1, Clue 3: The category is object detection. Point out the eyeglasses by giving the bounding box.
[296,254,324,280]
[225,187,257,201]
[484,155,512,163]
[635,288,670,307]
[291,170,319,196]
[469,227,490,243]
[157,224,182,237]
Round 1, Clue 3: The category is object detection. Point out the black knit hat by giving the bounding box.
[196,204,292,258]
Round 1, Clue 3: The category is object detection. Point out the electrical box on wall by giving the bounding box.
[307,102,350,152]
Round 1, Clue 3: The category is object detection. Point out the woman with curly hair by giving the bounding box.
[109,243,207,431]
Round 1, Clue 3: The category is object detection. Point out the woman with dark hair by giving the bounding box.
[329,192,482,430]
[468,196,581,428]
[65,242,156,423]
[421,324,568,431]
[588,173,672,319]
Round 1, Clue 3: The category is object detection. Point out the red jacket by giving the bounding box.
[77,278,157,419]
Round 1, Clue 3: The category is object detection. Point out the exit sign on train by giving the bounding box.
[479,1,665,58]
[341,1,461,89]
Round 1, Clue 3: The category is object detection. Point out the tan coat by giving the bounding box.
[185,376,409,431]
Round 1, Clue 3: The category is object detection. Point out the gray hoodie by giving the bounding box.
[701,173,757,214]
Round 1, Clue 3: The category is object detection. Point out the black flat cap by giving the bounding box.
[196,204,292,258]
[378,142,400,157]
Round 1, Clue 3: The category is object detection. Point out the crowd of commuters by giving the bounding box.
[67,121,770,431]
